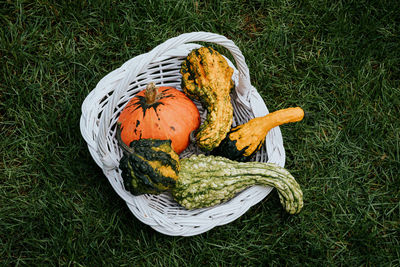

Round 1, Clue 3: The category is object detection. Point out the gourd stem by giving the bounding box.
[116,123,134,154]
[145,82,160,105]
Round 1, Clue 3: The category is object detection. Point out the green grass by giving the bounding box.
[1,0,399,265]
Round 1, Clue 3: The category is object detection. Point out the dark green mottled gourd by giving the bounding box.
[173,154,303,214]
[180,46,234,151]
[117,124,180,195]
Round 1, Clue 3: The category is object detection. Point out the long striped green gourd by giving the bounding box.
[172,154,303,214]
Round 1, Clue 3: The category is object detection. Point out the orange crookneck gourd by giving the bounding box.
[212,107,305,161]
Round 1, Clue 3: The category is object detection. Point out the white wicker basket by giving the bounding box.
[80,32,286,236]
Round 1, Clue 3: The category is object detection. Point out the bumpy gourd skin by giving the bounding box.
[118,137,180,195]
[180,47,234,151]
[173,154,303,214]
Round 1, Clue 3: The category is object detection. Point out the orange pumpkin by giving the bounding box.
[118,82,200,154]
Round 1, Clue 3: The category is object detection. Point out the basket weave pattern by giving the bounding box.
[80,32,286,236]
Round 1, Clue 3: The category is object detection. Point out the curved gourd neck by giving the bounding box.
[261,107,304,131]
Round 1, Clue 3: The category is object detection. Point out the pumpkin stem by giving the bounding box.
[116,122,134,155]
[145,82,162,105]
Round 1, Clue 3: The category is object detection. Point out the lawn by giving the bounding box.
[1,0,399,265]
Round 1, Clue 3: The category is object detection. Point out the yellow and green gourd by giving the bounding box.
[213,107,305,162]
[117,124,180,195]
[180,46,234,151]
